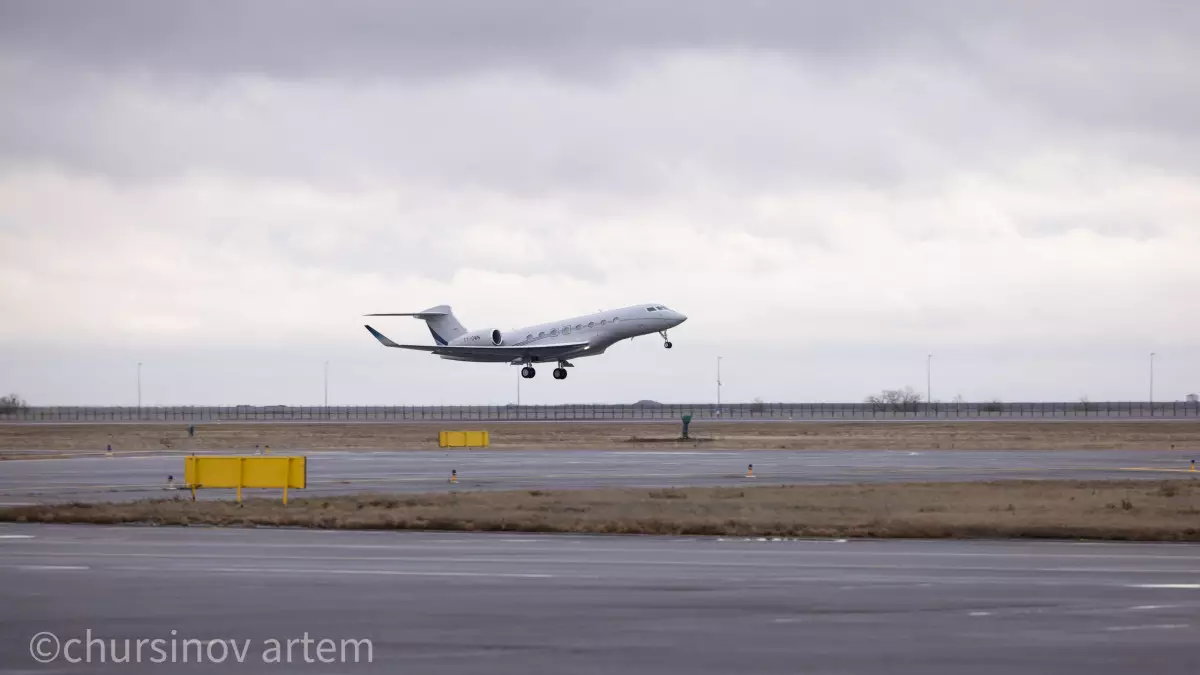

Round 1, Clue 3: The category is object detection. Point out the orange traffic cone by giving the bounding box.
[746,464,755,479]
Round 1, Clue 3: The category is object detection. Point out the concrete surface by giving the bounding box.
[1,449,1197,504]
[2,524,1199,674]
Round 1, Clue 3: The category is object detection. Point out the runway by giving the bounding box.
[2,524,1199,673]
[0,449,1196,504]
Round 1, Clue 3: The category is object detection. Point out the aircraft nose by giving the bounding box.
[674,311,687,324]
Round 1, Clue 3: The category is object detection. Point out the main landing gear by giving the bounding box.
[553,360,572,380]
[660,330,673,349]
[522,361,572,380]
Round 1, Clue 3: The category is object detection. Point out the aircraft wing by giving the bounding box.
[364,325,590,361]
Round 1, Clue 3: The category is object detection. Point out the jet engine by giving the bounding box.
[489,329,503,345]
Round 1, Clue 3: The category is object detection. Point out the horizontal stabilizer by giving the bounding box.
[364,304,452,319]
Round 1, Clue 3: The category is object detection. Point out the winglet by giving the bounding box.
[364,325,400,348]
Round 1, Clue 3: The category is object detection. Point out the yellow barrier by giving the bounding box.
[438,430,490,448]
[184,455,307,504]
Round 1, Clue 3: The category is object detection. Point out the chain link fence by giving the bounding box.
[2,402,1199,422]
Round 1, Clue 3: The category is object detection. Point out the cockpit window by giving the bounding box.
[646,307,657,312]
[656,305,667,310]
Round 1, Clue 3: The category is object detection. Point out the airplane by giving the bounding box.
[363,303,687,380]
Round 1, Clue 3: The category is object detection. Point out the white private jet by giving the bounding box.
[363,303,687,380]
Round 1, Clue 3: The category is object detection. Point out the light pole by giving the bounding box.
[717,356,723,413]
[324,360,329,408]
[137,362,142,420]
[1150,352,1156,412]
[926,354,933,417]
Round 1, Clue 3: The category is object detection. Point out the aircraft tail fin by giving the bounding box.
[364,305,466,346]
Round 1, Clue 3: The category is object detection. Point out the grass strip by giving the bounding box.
[4,480,1200,541]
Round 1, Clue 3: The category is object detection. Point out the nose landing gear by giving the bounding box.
[659,330,673,349]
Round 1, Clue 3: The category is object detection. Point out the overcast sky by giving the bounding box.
[1,1,1197,406]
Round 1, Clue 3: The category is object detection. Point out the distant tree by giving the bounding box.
[864,386,923,406]
[981,397,1004,413]
[952,394,967,404]
[0,393,28,414]
[749,397,766,414]
[1079,395,1092,413]
[864,386,923,412]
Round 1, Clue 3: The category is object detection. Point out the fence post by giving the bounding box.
[283,457,291,506]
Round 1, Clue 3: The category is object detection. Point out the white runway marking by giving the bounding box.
[1105,624,1190,632]
[18,565,89,571]
[128,566,557,579]
[12,550,1198,577]
[1130,584,1200,589]
[0,534,35,539]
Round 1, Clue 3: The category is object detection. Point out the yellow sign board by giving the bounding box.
[184,455,306,504]
[438,430,490,448]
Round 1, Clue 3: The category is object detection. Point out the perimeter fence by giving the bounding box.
[3,401,1198,423]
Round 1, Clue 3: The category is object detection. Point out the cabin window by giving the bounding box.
[600,319,607,325]
[575,324,582,330]
[563,326,571,335]
[526,334,533,341]
[588,321,594,328]
[550,329,558,336]
[538,331,545,338]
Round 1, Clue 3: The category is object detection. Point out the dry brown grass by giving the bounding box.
[5,480,1200,541]
[2,421,1199,457]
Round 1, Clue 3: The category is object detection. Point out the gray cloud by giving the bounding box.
[2,1,1197,80]
[0,1,964,79]
[1,1,1197,194]
[1,1,1198,403]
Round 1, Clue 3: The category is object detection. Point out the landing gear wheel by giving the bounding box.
[521,366,536,379]
[664,341,673,349]
[552,367,567,380]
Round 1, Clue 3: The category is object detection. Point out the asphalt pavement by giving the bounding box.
[2,524,1199,674]
[0,449,1196,505]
